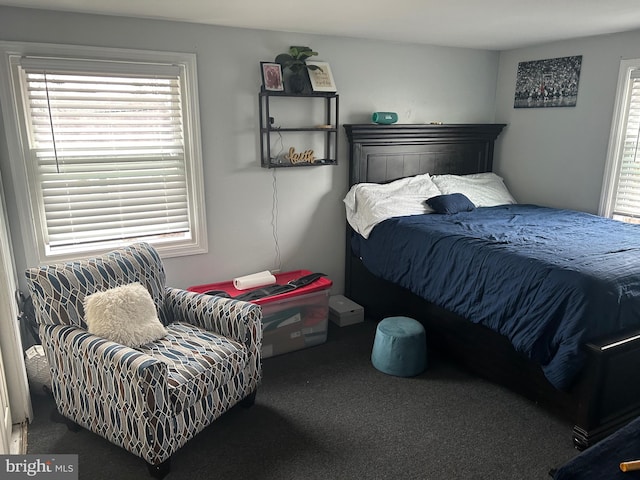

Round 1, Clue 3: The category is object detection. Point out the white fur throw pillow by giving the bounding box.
[84,283,167,348]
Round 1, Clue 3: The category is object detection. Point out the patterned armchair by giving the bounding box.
[25,242,262,478]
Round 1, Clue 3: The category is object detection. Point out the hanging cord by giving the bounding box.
[271,167,282,271]
[43,71,60,173]
[270,130,284,271]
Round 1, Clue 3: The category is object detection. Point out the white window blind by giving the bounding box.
[16,55,201,255]
[612,69,640,221]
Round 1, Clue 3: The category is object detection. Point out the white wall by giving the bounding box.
[0,6,499,293]
[494,29,640,213]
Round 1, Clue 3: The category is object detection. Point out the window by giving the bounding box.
[600,59,640,224]
[0,42,207,261]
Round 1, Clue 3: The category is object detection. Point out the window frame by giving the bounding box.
[0,41,207,262]
[599,58,640,221]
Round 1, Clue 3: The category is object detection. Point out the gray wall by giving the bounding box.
[494,29,640,213]
[0,6,499,293]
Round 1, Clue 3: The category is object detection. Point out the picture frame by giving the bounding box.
[514,55,582,108]
[261,62,284,92]
[306,61,337,92]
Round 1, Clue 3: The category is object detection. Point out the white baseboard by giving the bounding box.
[10,422,26,454]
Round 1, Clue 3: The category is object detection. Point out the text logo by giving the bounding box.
[0,455,77,479]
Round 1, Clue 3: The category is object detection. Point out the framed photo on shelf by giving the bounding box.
[306,61,337,92]
[261,62,284,92]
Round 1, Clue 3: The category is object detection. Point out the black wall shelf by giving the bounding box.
[259,91,339,168]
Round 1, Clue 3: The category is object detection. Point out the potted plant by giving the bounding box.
[275,46,322,94]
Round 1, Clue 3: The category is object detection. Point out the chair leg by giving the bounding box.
[50,410,82,432]
[239,389,257,408]
[147,458,171,479]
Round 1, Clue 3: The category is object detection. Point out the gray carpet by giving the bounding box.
[27,320,579,479]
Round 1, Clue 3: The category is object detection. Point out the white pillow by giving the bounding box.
[344,173,442,238]
[84,283,167,348]
[431,172,516,207]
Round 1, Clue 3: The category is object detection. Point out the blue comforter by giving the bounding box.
[354,204,640,390]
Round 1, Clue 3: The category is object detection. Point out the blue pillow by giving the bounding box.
[426,193,476,214]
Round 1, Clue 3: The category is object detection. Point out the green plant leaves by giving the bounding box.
[289,46,318,60]
[275,46,319,74]
[275,53,294,65]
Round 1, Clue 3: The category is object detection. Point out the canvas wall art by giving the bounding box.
[514,55,582,108]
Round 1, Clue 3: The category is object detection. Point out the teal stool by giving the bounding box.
[371,316,427,377]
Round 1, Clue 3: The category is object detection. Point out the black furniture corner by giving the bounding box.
[552,414,640,479]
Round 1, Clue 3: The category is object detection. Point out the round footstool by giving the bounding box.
[371,316,427,377]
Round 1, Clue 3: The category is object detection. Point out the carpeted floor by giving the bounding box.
[27,320,580,479]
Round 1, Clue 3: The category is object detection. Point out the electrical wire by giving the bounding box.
[271,167,282,271]
[271,129,284,271]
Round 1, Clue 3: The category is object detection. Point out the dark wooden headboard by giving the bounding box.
[343,124,506,186]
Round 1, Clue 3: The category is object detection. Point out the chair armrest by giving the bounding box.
[163,288,262,351]
[40,324,171,415]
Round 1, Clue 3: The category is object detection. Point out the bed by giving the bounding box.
[343,123,640,450]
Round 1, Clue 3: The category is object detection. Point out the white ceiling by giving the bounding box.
[2,0,640,50]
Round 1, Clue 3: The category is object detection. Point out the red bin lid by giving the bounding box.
[187,269,332,305]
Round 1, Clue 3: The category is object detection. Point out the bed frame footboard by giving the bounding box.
[572,331,640,449]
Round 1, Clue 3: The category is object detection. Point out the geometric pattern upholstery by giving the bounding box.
[139,322,247,413]
[25,242,169,329]
[25,242,262,467]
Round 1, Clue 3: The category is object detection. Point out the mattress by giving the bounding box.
[353,204,640,389]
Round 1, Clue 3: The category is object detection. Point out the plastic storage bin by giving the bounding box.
[188,270,332,358]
